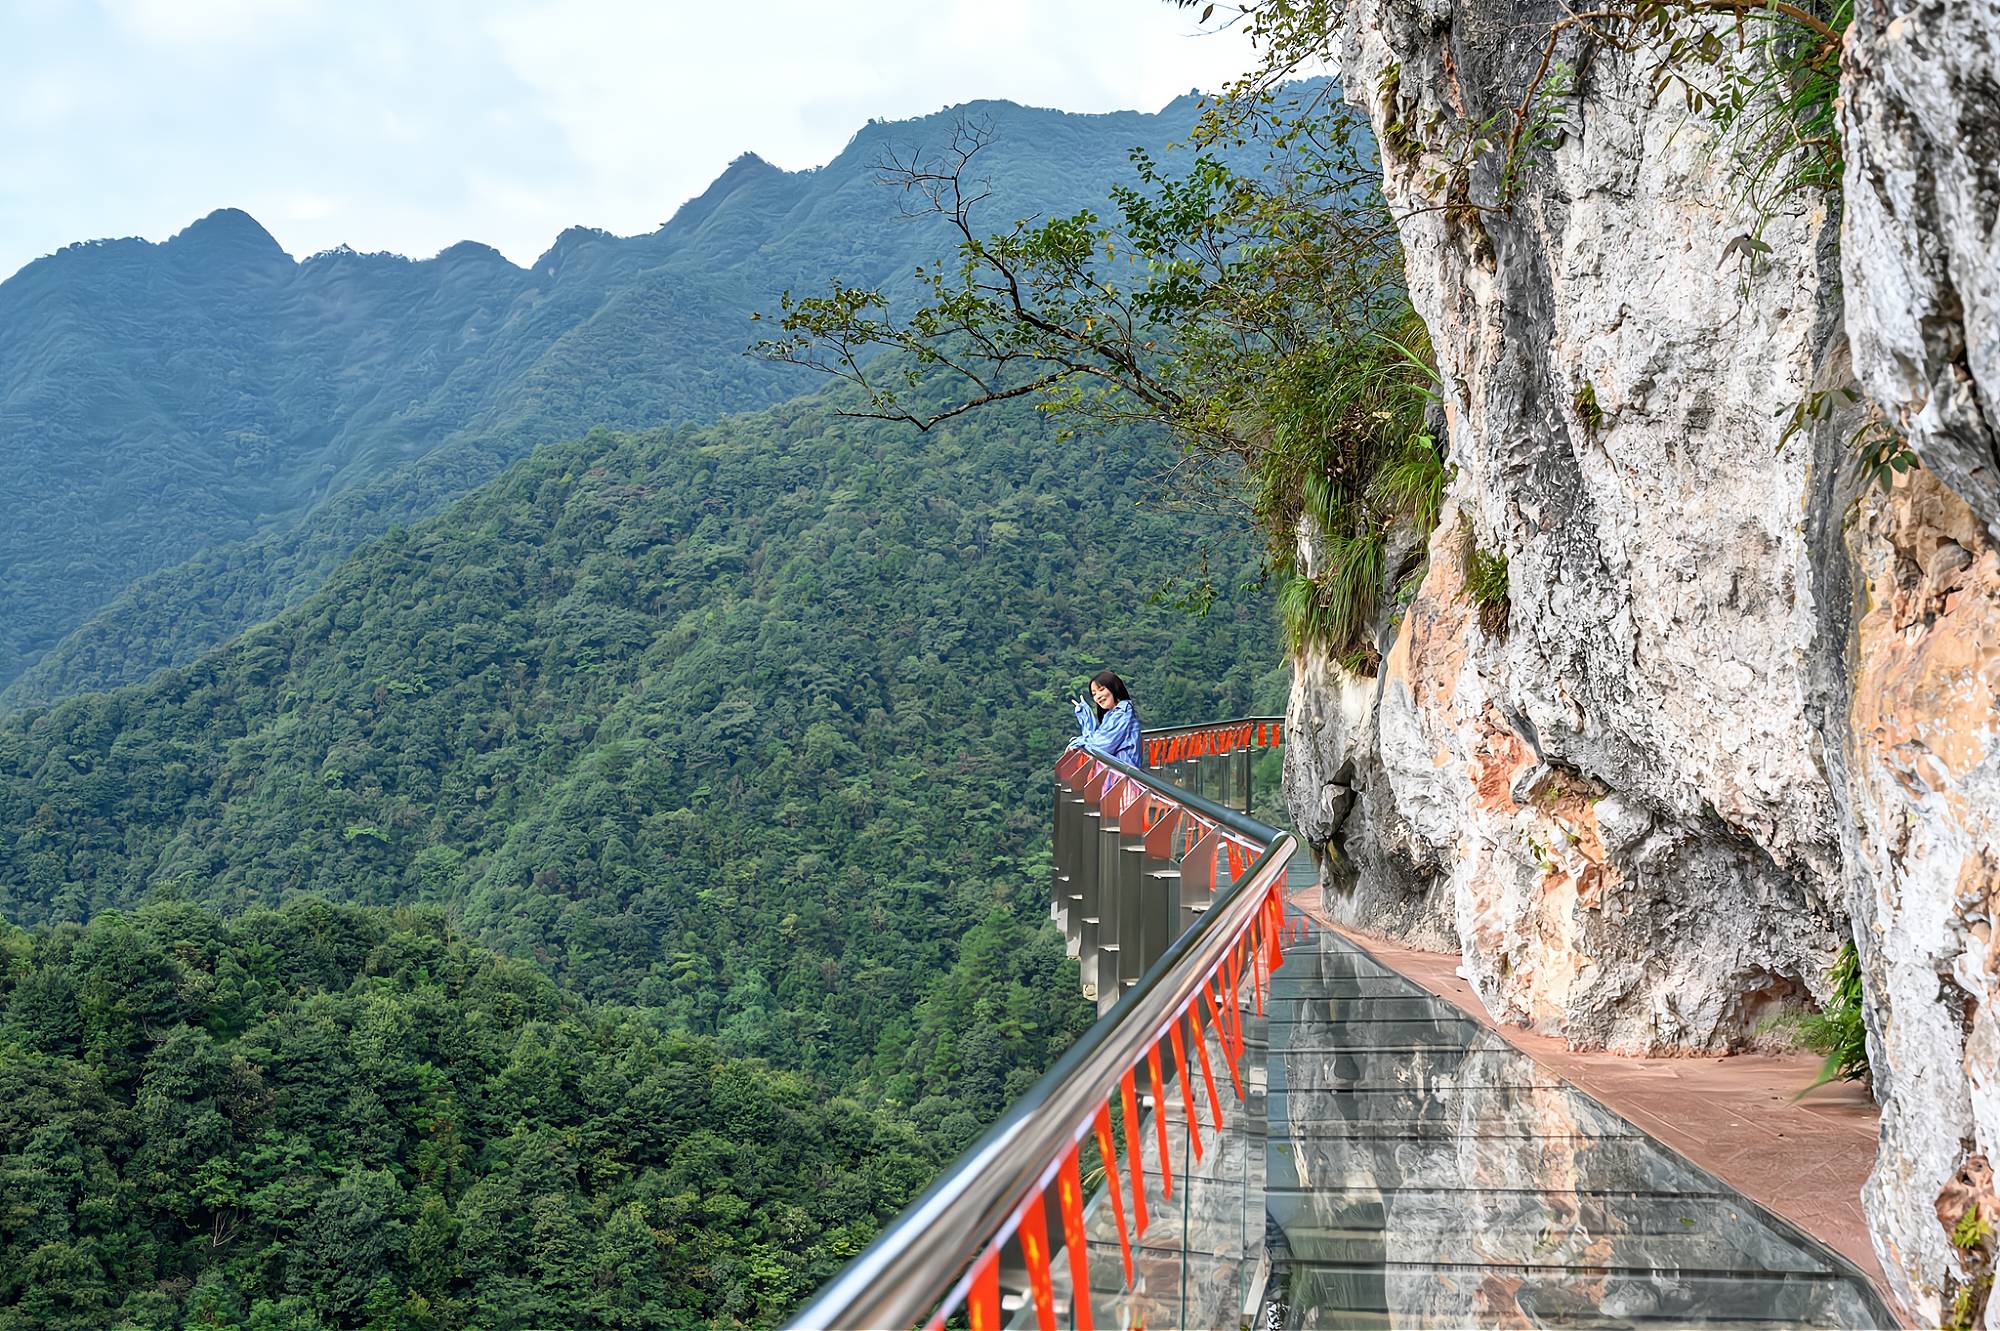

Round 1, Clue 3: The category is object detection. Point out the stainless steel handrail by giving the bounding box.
[782,751,1293,1331]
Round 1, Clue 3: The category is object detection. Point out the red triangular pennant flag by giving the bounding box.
[1228,946,1244,1040]
[1249,922,1265,1017]
[1118,1070,1149,1237]
[1267,892,1286,971]
[1058,1145,1095,1331]
[1093,1104,1134,1286]
[1018,1192,1056,1331]
[967,1248,1001,1331]
[1167,1025,1203,1161]
[1190,1007,1225,1134]
[1204,984,1242,1100]
[1146,1046,1173,1199]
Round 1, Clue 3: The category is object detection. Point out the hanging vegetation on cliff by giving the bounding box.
[756,77,1441,662]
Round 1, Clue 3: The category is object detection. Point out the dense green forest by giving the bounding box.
[0,95,1219,705]
[0,898,1066,1329]
[0,382,1279,1325]
[0,388,1278,1001]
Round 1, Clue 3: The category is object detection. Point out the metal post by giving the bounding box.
[1059,781,1089,953]
[1115,831,1146,1011]
[1052,776,1073,936]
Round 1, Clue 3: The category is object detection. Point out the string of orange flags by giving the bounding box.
[933,752,1294,1331]
[1140,720,1283,769]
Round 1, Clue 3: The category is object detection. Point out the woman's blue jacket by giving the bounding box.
[1068,698,1144,768]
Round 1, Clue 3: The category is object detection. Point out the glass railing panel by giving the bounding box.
[996,964,1274,1329]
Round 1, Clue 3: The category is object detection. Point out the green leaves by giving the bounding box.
[756,78,1445,670]
[1368,435,1447,534]
[1797,941,1871,1093]
[1603,1,1852,234]
[1774,384,1918,492]
[1464,547,1510,608]
[0,378,1278,1324]
[0,901,972,1329]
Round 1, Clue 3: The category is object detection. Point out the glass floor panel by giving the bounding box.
[1270,1261,1882,1329]
[1262,1188,1834,1274]
[1257,917,1895,1329]
[1266,1045,1560,1093]
[1267,1135,1721,1195]
[1268,1086,1644,1138]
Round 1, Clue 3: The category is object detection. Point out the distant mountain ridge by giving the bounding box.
[0,92,1218,706]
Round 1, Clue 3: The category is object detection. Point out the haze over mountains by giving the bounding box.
[0,93,1212,706]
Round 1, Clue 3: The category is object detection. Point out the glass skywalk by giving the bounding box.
[785,721,1897,1330]
[1013,848,1895,1329]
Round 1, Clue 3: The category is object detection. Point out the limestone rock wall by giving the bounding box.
[1290,0,2000,1317]
[1842,472,2000,1320]
[1313,0,1852,1050]
[1843,0,2000,528]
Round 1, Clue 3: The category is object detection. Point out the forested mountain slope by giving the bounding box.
[0,95,1211,705]
[0,371,1278,1326]
[0,900,975,1329]
[0,382,1278,1063]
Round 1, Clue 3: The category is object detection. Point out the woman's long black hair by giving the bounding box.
[1089,670,1132,721]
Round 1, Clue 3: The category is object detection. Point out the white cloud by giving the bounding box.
[276,190,340,224]
[108,0,317,49]
[0,0,1254,279]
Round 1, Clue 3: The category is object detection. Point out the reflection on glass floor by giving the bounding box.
[1260,923,1897,1330]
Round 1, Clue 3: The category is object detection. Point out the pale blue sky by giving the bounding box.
[0,0,1256,280]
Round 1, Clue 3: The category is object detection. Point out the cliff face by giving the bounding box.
[1842,470,2000,1316]
[1838,4,2000,1317]
[1313,0,1855,1048]
[1293,0,2000,1318]
[1843,1,2000,526]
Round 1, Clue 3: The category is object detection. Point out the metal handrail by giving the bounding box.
[1090,750,1284,842]
[782,751,1294,1331]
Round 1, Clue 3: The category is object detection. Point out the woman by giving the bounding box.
[1067,670,1144,768]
